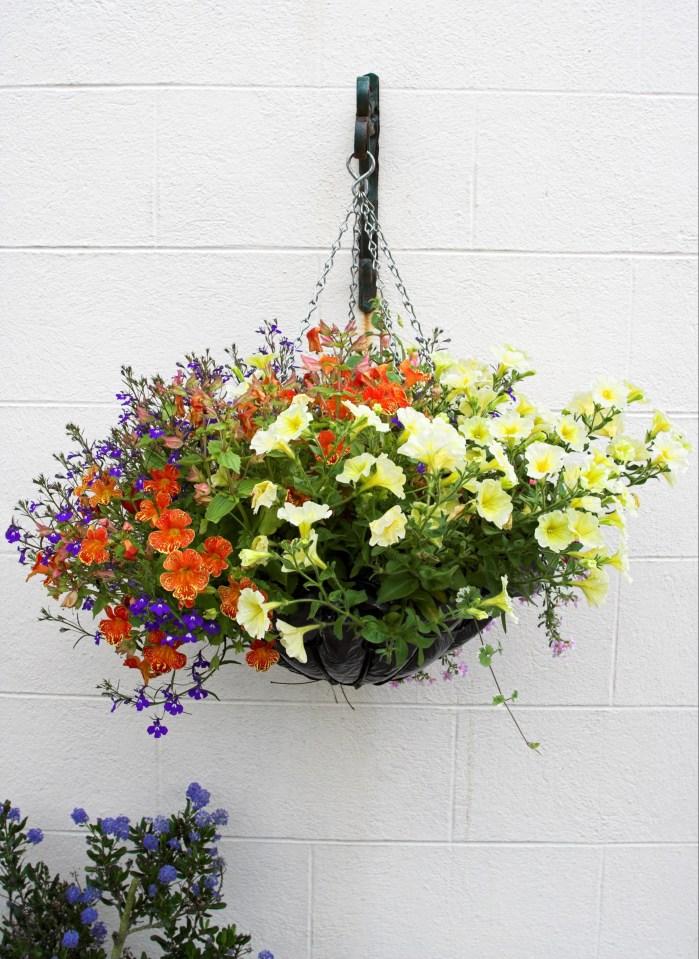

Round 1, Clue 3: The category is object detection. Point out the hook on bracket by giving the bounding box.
[353,72,379,314]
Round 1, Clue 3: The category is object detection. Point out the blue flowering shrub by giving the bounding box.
[0,786,274,958]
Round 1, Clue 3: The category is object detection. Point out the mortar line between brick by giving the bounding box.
[594,846,607,958]
[609,571,623,706]
[0,691,696,709]
[448,710,459,841]
[470,106,479,246]
[37,830,699,848]
[626,259,635,380]
[0,84,696,98]
[153,90,159,247]
[308,845,314,959]
[0,245,697,258]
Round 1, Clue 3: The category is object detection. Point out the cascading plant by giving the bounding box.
[7,311,690,742]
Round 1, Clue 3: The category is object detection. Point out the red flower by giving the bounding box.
[79,527,110,565]
[200,536,233,577]
[160,549,210,607]
[143,465,181,509]
[148,509,195,554]
[245,639,280,672]
[122,538,138,561]
[306,326,323,353]
[99,605,132,646]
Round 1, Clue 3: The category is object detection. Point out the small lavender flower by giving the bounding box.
[258,952,275,959]
[152,815,171,835]
[211,808,229,827]
[26,828,43,844]
[158,865,178,885]
[80,906,98,924]
[5,524,21,544]
[71,807,89,825]
[147,718,168,739]
[143,833,159,852]
[186,782,211,810]
[91,921,108,943]
[66,884,82,904]
[7,807,20,822]
[61,930,80,948]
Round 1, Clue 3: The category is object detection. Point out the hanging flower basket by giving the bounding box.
[7,85,690,738]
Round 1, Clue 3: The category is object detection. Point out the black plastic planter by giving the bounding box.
[275,600,484,687]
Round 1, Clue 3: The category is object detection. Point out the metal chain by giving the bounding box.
[295,152,431,368]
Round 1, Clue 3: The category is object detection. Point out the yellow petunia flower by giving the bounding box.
[534,510,574,552]
[250,481,278,514]
[475,478,513,530]
[369,505,408,547]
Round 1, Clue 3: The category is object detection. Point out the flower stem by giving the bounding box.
[110,875,139,959]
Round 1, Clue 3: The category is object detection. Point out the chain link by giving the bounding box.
[295,153,430,368]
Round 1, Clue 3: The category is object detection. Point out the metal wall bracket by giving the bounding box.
[353,72,379,313]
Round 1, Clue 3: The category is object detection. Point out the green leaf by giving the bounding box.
[217,450,241,472]
[479,644,496,667]
[491,694,505,706]
[376,572,419,604]
[205,493,238,524]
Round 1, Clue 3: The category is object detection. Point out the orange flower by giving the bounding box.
[315,429,348,464]
[99,605,132,646]
[73,466,98,500]
[148,509,195,554]
[200,536,233,577]
[123,655,152,686]
[142,630,187,675]
[79,527,110,565]
[218,576,262,619]
[122,538,138,561]
[88,475,122,507]
[306,326,323,353]
[245,639,280,672]
[399,357,430,389]
[143,465,181,510]
[160,549,210,607]
[135,500,159,526]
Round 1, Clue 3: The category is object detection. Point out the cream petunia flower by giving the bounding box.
[250,481,278,514]
[459,415,492,446]
[369,505,408,547]
[488,441,517,488]
[239,535,273,568]
[525,442,567,480]
[475,478,513,529]
[277,500,332,539]
[573,567,610,607]
[480,575,518,622]
[493,344,534,373]
[235,587,273,639]
[342,400,390,433]
[361,454,406,499]
[490,412,535,445]
[281,531,326,572]
[250,402,313,456]
[555,416,587,452]
[591,377,628,410]
[534,510,574,552]
[276,620,317,664]
[566,509,605,549]
[336,453,376,486]
[398,415,467,473]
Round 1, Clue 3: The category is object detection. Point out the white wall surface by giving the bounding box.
[1,2,697,957]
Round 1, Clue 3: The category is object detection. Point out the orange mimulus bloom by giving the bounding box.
[245,638,280,672]
[160,549,210,606]
[315,429,348,464]
[135,499,160,526]
[142,629,187,675]
[360,366,409,413]
[399,357,430,389]
[200,536,233,577]
[72,466,98,500]
[123,654,152,686]
[79,527,110,565]
[122,538,138,561]
[87,475,122,508]
[148,509,195,554]
[99,605,132,645]
[143,465,181,509]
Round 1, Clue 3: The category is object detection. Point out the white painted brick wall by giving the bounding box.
[0,2,697,956]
